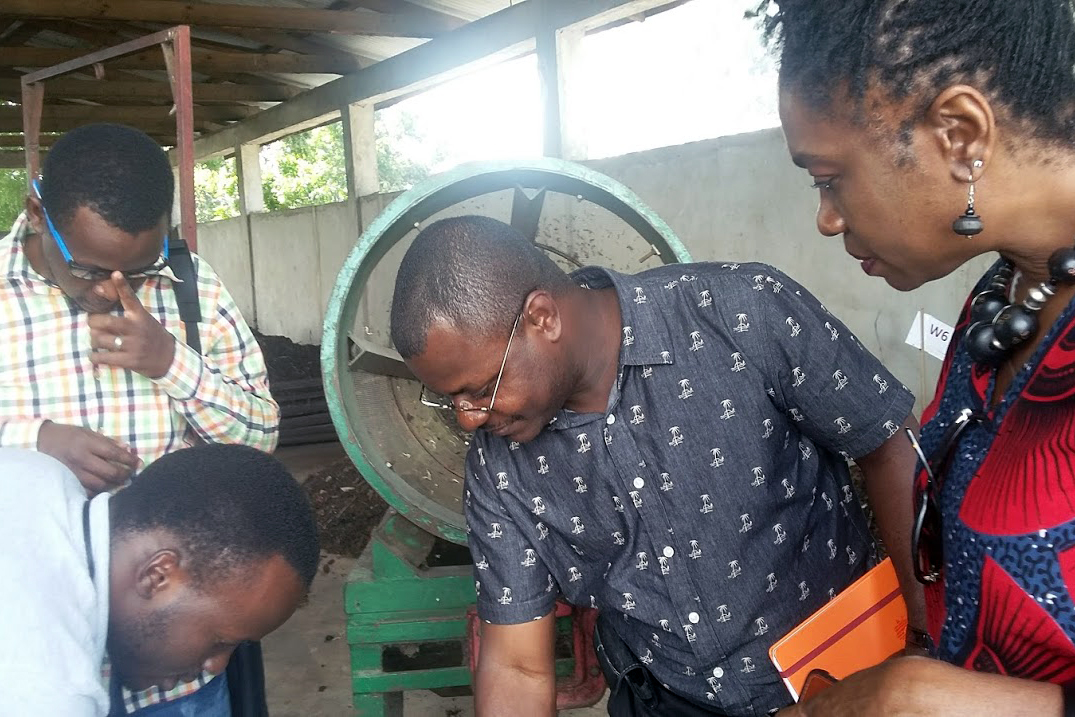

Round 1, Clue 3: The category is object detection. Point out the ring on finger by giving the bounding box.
[113,335,123,351]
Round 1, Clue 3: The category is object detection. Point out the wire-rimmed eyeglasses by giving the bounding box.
[32,178,170,282]
[419,313,521,415]
[905,407,986,584]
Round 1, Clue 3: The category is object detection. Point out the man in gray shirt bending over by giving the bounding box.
[0,443,318,716]
[390,216,925,717]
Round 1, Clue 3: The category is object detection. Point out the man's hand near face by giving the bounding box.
[37,421,140,495]
[88,272,176,379]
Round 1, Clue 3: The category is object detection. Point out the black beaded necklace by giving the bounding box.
[966,247,1075,365]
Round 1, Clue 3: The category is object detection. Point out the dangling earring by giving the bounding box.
[953,159,985,236]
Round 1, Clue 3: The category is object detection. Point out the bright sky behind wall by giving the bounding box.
[378,0,780,168]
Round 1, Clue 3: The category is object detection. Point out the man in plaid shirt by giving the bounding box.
[0,124,279,714]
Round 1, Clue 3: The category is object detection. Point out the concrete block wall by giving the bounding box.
[584,129,994,408]
[195,128,994,409]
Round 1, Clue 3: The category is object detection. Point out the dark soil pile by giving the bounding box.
[305,458,388,557]
[254,331,322,384]
[254,331,337,446]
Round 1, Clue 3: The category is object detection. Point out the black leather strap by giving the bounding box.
[1063,682,1075,717]
[168,237,202,355]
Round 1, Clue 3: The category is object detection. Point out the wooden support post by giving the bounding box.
[235,142,265,215]
[341,101,378,200]
[20,81,44,186]
[171,166,183,229]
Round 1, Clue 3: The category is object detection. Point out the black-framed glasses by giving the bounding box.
[905,408,986,584]
[419,312,521,415]
[32,178,170,282]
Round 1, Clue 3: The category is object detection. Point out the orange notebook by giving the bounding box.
[768,557,907,700]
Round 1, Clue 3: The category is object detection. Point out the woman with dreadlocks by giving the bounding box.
[761,0,1075,715]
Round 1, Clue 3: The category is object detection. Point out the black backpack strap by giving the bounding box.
[168,236,203,355]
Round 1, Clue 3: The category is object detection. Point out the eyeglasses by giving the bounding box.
[32,178,170,282]
[420,313,521,415]
[905,408,985,584]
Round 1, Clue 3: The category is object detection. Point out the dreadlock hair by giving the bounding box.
[390,215,576,359]
[755,0,1075,147]
[110,444,320,589]
[41,123,174,234]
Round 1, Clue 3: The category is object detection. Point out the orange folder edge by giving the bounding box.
[768,557,908,701]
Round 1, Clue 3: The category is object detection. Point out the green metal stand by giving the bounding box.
[346,510,476,716]
[346,510,592,715]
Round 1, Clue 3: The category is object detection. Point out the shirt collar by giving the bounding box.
[531,267,676,433]
[1,212,52,293]
[571,265,675,368]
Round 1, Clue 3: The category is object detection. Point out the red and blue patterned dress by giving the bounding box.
[921,259,1075,682]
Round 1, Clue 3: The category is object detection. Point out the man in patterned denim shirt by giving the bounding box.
[391,216,924,717]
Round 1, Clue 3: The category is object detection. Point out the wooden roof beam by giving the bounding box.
[0,149,39,168]
[207,27,376,64]
[2,47,363,75]
[0,78,299,103]
[328,0,471,24]
[0,133,60,148]
[1,0,458,38]
[31,18,371,83]
[0,18,40,44]
[0,133,176,148]
[0,104,256,124]
[0,116,211,135]
[187,0,685,160]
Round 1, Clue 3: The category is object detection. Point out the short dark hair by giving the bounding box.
[390,215,575,358]
[110,444,320,589]
[41,123,174,234]
[756,0,1075,146]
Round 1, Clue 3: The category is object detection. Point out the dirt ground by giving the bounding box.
[305,458,388,557]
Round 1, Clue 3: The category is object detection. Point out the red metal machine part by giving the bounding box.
[466,601,606,709]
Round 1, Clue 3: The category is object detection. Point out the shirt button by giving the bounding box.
[713,667,724,679]
[663,546,674,558]
[633,477,645,489]
[688,612,700,624]
[606,414,616,425]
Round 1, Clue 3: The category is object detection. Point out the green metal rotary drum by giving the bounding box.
[321,158,692,715]
[323,157,693,544]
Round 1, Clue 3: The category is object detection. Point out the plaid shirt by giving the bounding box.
[0,213,279,711]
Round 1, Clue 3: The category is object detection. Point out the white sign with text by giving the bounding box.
[905,311,955,361]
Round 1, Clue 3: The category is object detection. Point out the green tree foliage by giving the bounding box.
[375,111,446,193]
[0,169,27,231]
[186,109,447,221]
[0,107,447,230]
[260,123,348,212]
[194,157,240,223]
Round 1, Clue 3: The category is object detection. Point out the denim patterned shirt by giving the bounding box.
[465,262,914,716]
